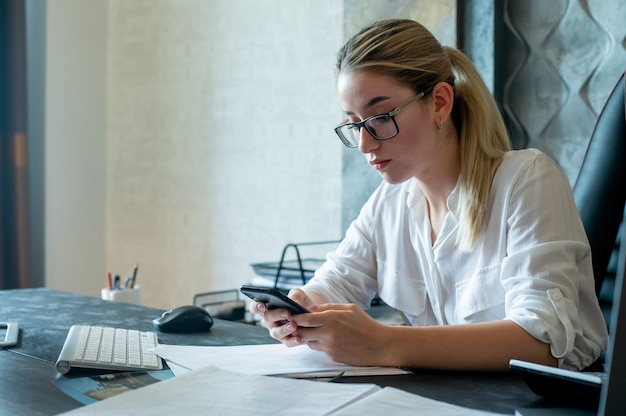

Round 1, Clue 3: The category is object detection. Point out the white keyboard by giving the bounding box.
[56,325,163,374]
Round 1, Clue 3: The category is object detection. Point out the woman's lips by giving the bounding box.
[370,159,390,170]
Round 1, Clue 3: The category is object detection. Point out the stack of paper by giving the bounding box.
[152,343,411,378]
[59,344,506,415]
[60,365,505,415]
[60,365,380,415]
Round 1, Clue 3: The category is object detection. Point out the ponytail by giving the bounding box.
[445,46,510,250]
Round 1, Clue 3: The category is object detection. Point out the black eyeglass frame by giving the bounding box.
[334,86,434,148]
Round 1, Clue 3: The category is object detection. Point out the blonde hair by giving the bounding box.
[337,19,511,251]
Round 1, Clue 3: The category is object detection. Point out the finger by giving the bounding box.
[293,324,331,345]
[257,309,291,330]
[267,307,292,322]
[284,335,305,348]
[308,303,356,312]
[287,313,327,331]
[269,320,298,341]
[288,288,308,305]
[248,300,266,315]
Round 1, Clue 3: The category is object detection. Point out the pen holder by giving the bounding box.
[101,286,142,305]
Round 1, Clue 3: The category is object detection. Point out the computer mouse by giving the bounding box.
[152,305,214,333]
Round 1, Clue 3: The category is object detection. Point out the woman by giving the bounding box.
[249,19,607,371]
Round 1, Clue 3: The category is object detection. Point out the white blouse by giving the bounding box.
[304,149,608,370]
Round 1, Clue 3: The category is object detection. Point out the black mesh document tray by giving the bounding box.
[250,240,340,291]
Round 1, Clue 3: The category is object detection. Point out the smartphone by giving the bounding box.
[239,285,310,314]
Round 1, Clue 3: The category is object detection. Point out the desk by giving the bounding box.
[1,288,545,415]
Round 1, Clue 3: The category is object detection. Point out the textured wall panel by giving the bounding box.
[503,0,626,182]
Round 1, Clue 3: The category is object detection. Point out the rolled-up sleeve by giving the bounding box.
[502,241,606,369]
[499,152,607,370]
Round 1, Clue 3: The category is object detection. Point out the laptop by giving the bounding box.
[512,222,626,416]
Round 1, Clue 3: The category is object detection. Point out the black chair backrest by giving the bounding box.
[572,70,626,311]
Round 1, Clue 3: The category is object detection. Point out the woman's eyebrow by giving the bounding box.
[344,96,392,116]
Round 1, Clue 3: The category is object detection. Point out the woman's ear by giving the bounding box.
[431,81,454,124]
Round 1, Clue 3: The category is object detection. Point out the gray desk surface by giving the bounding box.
[0,288,569,415]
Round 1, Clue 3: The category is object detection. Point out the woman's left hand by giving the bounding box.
[289,303,392,367]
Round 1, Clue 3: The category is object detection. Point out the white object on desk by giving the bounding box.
[101,286,141,305]
[152,343,411,378]
[0,322,19,347]
[59,365,381,416]
[332,385,507,416]
[56,325,163,374]
[59,365,506,416]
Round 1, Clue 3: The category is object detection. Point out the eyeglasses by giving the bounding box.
[334,88,432,148]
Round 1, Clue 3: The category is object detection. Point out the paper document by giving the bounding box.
[331,386,508,415]
[59,365,506,416]
[153,343,411,378]
[60,365,380,416]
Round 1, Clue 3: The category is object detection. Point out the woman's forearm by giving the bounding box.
[382,320,556,371]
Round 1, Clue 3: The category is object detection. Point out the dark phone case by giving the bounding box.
[240,286,310,314]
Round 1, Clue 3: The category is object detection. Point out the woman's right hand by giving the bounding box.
[247,288,315,346]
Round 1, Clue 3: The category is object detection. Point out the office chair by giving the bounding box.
[572,69,626,326]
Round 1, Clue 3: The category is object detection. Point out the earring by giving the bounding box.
[437,120,443,132]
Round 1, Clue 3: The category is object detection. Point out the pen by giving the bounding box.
[329,371,345,382]
[130,263,138,288]
[114,275,121,290]
[107,272,113,290]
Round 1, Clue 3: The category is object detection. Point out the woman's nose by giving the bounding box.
[358,127,380,153]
